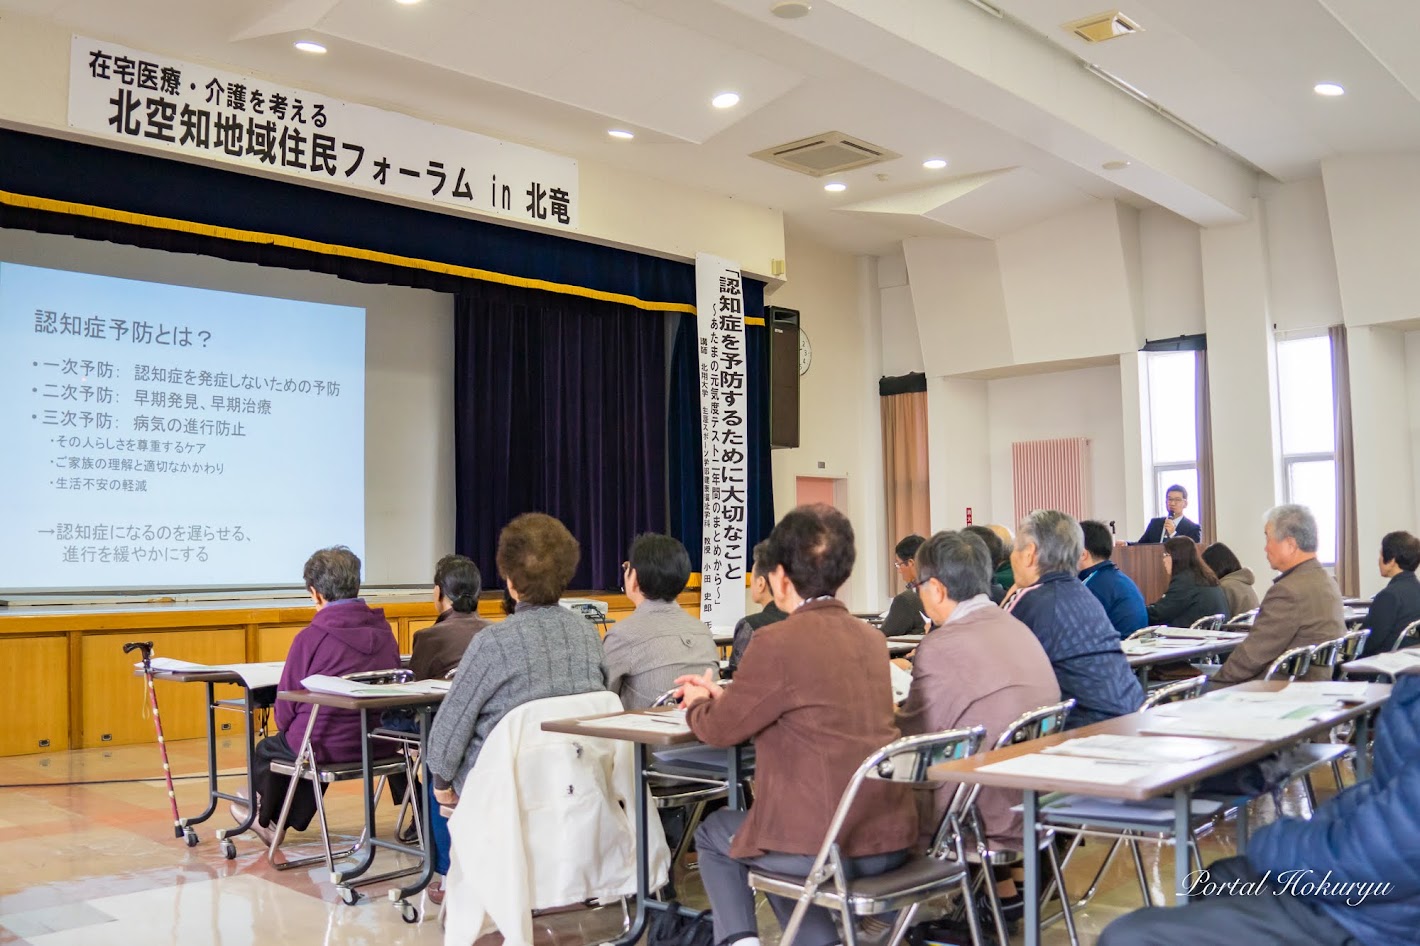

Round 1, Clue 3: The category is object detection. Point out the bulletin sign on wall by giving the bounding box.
[67,35,580,230]
[695,252,749,634]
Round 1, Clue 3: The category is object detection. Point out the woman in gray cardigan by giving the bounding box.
[427,513,605,801]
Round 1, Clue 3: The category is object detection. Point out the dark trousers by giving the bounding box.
[695,808,909,946]
[1099,856,1360,946]
[252,732,325,832]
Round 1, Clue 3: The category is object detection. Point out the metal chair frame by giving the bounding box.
[1393,620,1420,652]
[1263,645,1314,682]
[1188,614,1227,632]
[748,727,988,946]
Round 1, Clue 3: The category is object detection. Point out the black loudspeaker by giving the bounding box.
[767,305,801,448]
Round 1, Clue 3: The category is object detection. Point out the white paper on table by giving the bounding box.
[976,754,1154,785]
[889,662,913,703]
[578,712,692,735]
[1156,628,1247,641]
[136,657,212,673]
[1042,734,1239,763]
[210,661,284,689]
[1343,650,1420,676]
[1138,715,1318,741]
[1272,681,1381,700]
[300,674,448,698]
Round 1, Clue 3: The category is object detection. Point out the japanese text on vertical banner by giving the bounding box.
[66,35,579,230]
[694,254,748,632]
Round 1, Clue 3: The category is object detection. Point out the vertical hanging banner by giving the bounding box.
[695,253,749,633]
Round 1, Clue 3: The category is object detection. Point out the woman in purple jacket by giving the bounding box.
[236,546,401,846]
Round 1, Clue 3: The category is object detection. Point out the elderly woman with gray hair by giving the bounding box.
[1004,509,1144,728]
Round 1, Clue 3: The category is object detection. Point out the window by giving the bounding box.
[1275,335,1337,564]
[1143,351,1202,526]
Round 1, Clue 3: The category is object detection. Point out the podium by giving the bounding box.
[1114,544,1168,604]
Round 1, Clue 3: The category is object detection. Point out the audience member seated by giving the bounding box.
[1005,510,1144,728]
[603,533,718,709]
[1360,530,1420,656]
[426,513,605,804]
[1147,536,1231,627]
[963,524,1010,603]
[1077,519,1149,638]
[898,530,1059,921]
[727,541,788,676]
[1133,483,1203,544]
[682,504,917,946]
[1201,542,1260,617]
[1099,668,1420,946]
[988,523,1016,592]
[411,554,489,681]
[880,533,928,635]
[1212,504,1345,685]
[391,553,489,903]
[239,546,401,847]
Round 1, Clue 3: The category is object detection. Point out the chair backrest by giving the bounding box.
[1189,613,1226,632]
[1226,608,1260,629]
[443,666,459,681]
[1395,620,1420,652]
[651,687,680,708]
[1333,629,1371,664]
[1263,645,1314,682]
[344,668,414,686]
[1141,674,1208,709]
[992,699,1076,750]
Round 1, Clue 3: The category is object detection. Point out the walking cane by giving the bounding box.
[124,640,190,844]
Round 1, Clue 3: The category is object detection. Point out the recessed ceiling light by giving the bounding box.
[1314,82,1345,97]
[712,92,741,109]
[1102,159,1131,171]
[823,181,847,192]
[293,41,327,54]
[772,1,812,18]
[607,129,635,140]
[923,158,948,170]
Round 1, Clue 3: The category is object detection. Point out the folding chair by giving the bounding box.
[1188,614,1227,632]
[1222,608,1260,630]
[268,669,418,873]
[748,727,988,946]
[1263,645,1314,682]
[962,700,1080,946]
[1393,620,1420,652]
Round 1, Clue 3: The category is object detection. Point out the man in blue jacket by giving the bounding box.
[1100,669,1420,945]
[1004,510,1144,728]
[1078,519,1149,639]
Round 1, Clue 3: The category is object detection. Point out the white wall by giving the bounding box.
[1322,155,1420,329]
[767,230,884,611]
[1349,325,1415,596]
[0,12,786,279]
[878,251,924,377]
[1139,207,1205,340]
[1263,178,1343,334]
[1201,201,1282,582]
[0,227,455,585]
[985,364,1128,533]
[905,237,1014,377]
[925,376,990,532]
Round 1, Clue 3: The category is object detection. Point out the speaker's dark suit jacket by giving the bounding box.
[1136,515,1202,544]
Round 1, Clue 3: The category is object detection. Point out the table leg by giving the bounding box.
[334,707,379,883]
[1023,789,1039,946]
[181,681,222,829]
[389,706,438,904]
[1137,667,1149,687]
[726,744,743,810]
[1354,711,1371,781]
[216,686,259,843]
[1174,789,1192,905]
[608,742,652,946]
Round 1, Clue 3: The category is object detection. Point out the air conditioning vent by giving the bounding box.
[751,132,900,177]
[1064,11,1142,43]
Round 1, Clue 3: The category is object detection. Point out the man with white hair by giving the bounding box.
[1005,509,1144,728]
[1212,504,1344,685]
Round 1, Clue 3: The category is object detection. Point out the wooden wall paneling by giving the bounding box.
[0,636,71,755]
[256,624,305,663]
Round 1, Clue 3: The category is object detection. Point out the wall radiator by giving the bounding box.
[1011,437,1091,524]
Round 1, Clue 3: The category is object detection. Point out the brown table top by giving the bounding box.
[278,687,447,712]
[927,680,1392,802]
[541,709,703,747]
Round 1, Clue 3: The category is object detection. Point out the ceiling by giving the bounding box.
[3,0,1419,255]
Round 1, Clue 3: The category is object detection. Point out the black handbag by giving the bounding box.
[646,903,715,946]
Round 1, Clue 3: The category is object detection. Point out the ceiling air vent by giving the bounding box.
[1064,11,1142,43]
[751,132,900,177]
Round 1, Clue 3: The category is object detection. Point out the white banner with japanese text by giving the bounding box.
[67,35,579,230]
[694,253,748,634]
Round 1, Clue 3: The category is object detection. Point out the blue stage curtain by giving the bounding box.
[668,280,775,573]
[454,283,670,591]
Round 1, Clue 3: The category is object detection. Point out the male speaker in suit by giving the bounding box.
[1135,483,1202,544]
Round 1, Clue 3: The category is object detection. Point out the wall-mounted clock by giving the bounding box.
[799,329,813,375]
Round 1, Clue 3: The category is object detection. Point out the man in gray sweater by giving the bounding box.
[427,513,606,798]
